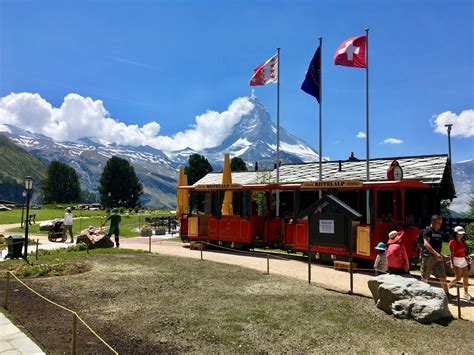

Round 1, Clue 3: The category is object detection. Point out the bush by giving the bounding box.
[155,226,166,235]
[141,224,153,237]
[14,262,88,278]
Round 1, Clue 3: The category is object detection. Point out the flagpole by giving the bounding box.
[318,38,322,181]
[318,37,323,199]
[365,28,370,225]
[276,47,281,217]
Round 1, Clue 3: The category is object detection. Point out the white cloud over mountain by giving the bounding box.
[382,138,403,144]
[432,109,474,138]
[0,92,254,153]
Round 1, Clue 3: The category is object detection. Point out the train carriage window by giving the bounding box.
[376,190,394,224]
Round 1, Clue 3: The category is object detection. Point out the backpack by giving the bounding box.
[416,228,426,249]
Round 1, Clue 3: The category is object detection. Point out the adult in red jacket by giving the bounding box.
[386,230,410,275]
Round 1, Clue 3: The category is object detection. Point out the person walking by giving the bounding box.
[421,215,452,299]
[448,226,472,301]
[386,230,410,275]
[63,207,74,243]
[102,209,122,248]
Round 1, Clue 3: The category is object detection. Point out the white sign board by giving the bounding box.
[319,219,335,234]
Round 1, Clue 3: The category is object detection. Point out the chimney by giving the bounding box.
[338,160,342,172]
[348,152,359,161]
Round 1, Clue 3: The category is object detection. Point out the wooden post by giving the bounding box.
[71,313,77,355]
[79,209,82,233]
[456,285,462,319]
[200,246,203,261]
[3,272,10,309]
[266,254,270,275]
[35,239,39,260]
[149,233,152,253]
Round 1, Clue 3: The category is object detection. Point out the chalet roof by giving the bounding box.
[194,154,450,187]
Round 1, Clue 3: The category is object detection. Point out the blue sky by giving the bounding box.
[0,0,472,162]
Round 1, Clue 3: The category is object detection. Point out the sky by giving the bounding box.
[0,0,473,162]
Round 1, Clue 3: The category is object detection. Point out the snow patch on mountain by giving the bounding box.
[451,160,474,214]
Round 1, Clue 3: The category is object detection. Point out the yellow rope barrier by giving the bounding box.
[6,271,118,354]
[75,313,119,355]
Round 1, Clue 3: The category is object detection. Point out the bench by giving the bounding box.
[333,260,357,272]
[190,242,206,251]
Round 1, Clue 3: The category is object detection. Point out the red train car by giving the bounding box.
[178,154,454,263]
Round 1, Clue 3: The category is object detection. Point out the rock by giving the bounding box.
[39,221,54,231]
[367,274,452,324]
[76,231,114,249]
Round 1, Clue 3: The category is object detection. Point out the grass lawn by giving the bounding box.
[0,249,471,353]
[2,208,175,238]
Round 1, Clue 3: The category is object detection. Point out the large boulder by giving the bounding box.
[368,274,452,324]
[76,228,114,249]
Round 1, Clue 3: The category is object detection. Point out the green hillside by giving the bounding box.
[0,134,47,202]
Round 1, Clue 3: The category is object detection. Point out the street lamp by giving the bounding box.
[20,190,27,229]
[445,124,453,161]
[24,176,34,260]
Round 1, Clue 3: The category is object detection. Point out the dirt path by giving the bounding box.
[121,237,474,322]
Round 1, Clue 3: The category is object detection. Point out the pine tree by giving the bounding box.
[185,154,213,185]
[230,157,248,172]
[42,160,81,204]
[99,156,143,208]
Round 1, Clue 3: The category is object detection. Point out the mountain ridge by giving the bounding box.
[1,96,320,207]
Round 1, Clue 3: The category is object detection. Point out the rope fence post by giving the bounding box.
[456,285,461,320]
[149,233,152,253]
[200,244,203,261]
[35,239,39,260]
[3,272,10,309]
[72,312,77,355]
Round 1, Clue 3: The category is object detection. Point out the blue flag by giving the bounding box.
[301,46,321,103]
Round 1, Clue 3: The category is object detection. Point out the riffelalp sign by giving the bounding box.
[195,184,243,190]
[300,180,363,189]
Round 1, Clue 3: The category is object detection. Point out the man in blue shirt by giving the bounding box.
[421,215,451,299]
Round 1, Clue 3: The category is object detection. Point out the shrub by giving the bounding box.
[155,226,166,235]
[141,224,153,237]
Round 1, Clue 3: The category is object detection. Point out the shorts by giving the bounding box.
[453,256,468,268]
[421,255,446,279]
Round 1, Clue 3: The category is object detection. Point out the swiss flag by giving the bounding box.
[249,54,278,86]
[334,35,367,68]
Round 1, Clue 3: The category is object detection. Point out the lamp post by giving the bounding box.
[445,124,453,161]
[20,190,27,229]
[24,176,34,260]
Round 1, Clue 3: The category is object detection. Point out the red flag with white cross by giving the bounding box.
[334,35,367,68]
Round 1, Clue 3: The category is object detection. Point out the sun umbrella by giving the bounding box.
[221,154,233,216]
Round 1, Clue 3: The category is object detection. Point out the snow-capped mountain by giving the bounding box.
[1,95,320,207]
[451,159,474,214]
[1,107,472,213]
[196,95,320,170]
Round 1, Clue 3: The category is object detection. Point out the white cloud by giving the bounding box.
[432,109,474,137]
[0,92,255,153]
[382,138,403,144]
[356,131,366,138]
